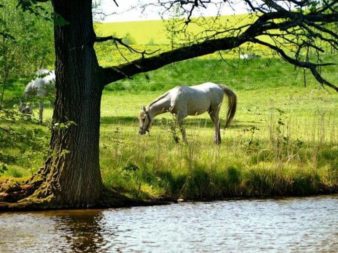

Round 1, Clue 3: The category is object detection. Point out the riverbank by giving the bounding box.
[0,180,337,211]
[1,162,337,210]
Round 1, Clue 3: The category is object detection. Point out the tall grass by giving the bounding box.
[99,110,337,199]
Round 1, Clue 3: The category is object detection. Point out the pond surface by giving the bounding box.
[0,195,337,252]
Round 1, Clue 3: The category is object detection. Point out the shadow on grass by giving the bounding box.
[100,116,259,129]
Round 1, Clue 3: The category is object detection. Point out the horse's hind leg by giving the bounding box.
[209,107,221,144]
[179,124,187,144]
[176,113,187,144]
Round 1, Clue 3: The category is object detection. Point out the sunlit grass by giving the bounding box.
[93,14,334,68]
[94,14,253,45]
[93,14,278,67]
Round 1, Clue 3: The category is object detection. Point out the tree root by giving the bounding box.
[0,195,56,211]
[0,179,43,203]
[0,184,174,211]
[1,182,337,211]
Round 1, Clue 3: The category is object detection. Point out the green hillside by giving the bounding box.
[94,14,254,45]
[94,13,316,67]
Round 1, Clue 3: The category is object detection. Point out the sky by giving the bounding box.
[94,0,248,22]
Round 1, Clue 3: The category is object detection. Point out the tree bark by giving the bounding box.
[32,0,104,207]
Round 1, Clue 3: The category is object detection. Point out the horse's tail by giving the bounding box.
[222,85,237,128]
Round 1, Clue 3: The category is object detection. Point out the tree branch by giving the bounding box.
[100,35,243,86]
[99,10,282,86]
[99,5,338,91]
[252,38,338,91]
[95,35,159,58]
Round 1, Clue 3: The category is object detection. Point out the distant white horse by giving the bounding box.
[239,53,260,60]
[22,69,55,123]
[139,82,237,144]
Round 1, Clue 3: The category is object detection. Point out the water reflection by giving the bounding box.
[52,210,105,252]
[0,195,337,252]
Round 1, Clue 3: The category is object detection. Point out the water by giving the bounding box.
[0,195,337,253]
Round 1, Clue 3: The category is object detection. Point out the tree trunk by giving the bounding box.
[0,0,158,210]
[33,0,103,207]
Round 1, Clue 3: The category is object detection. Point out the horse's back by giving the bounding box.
[170,82,222,96]
[191,82,223,92]
[191,82,224,105]
[169,83,224,115]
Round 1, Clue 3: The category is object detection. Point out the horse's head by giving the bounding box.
[138,106,152,135]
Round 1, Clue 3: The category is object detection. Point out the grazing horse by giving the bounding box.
[138,82,237,144]
[22,69,55,124]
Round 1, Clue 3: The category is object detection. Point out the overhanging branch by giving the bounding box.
[99,7,338,91]
[252,38,338,91]
[100,35,243,87]
[99,10,282,86]
[95,35,160,59]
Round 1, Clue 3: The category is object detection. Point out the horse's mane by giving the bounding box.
[147,91,169,108]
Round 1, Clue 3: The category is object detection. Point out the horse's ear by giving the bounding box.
[142,106,146,112]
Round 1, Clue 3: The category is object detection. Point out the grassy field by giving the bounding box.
[1,56,337,200]
[93,13,333,68]
[94,14,253,45]
[93,13,286,66]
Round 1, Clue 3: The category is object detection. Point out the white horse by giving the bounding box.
[138,82,237,144]
[22,69,55,124]
[239,53,260,60]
